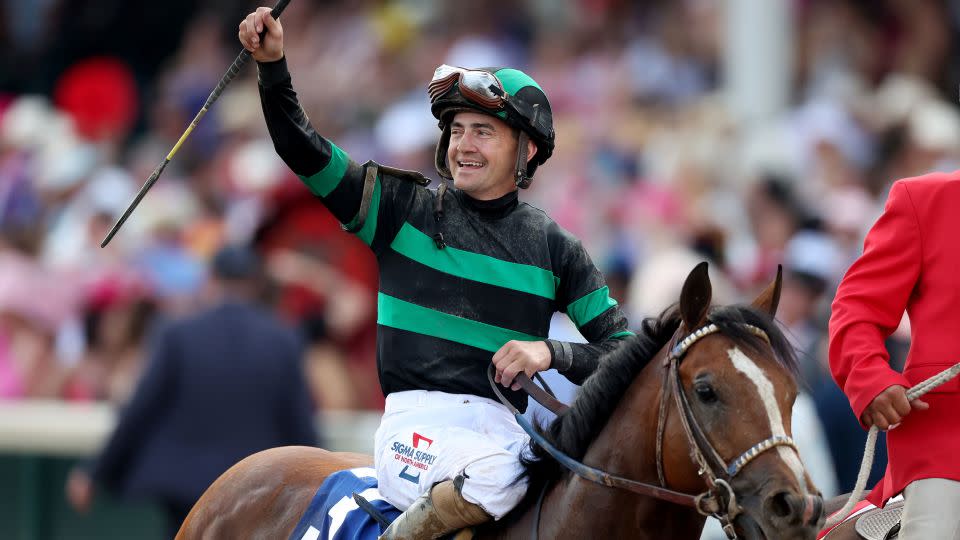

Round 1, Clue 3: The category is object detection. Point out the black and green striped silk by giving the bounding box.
[260,58,632,411]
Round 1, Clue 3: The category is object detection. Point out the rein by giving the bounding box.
[487,366,699,507]
[489,322,798,540]
[521,373,569,415]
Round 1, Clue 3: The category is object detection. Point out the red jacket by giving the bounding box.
[829,172,960,506]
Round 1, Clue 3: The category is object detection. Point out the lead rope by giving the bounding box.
[825,362,960,528]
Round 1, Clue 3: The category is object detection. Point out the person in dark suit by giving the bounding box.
[67,244,318,537]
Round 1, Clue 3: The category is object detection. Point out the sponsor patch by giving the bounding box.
[391,432,436,483]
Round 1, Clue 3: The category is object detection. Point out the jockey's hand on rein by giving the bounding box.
[492,340,551,390]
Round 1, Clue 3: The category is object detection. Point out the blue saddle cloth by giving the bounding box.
[288,467,401,540]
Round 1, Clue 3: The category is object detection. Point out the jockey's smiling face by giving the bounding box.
[447,111,536,201]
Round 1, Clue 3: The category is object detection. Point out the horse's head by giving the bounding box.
[517,262,825,539]
[660,262,824,539]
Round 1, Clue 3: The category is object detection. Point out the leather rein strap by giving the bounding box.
[520,374,569,415]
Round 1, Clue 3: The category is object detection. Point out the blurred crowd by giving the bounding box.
[2,0,960,496]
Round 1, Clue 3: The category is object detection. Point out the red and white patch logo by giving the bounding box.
[391,432,437,484]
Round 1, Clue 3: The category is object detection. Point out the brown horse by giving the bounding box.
[177,263,824,540]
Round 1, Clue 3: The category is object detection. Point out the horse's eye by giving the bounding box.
[695,383,718,404]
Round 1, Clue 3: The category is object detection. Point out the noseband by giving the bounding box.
[656,323,799,538]
[489,322,799,540]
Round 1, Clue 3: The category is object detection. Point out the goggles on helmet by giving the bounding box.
[428,64,554,142]
[428,65,505,109]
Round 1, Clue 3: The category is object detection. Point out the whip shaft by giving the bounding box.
[101,0,293,247]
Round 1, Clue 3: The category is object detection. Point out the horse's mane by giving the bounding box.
[501,303,798,523]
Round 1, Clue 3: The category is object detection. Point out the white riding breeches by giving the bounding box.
[373,390,531,520]
[899,478,960,540]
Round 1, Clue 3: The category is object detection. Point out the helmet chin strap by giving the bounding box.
[515,131,531,188]
[434,125,453,180]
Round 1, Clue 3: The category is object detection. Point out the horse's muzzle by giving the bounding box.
[754,490,824,539]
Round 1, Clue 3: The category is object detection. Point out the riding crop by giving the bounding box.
[824,361,960,527]
[100,0,292,248]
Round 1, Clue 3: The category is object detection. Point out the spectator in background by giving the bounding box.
[254,182,381,410]
[0,236,79,399]
[61,271,158,404]
[265,246,376,410]
[777,229,843,496]
[735,175,806,291]
[779,228,840,386]
[66,244,317,538]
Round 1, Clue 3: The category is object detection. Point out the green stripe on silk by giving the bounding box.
[567,286,618,328]
[377,293,543,352]
[298,142,350,197]
[389,222,557,300]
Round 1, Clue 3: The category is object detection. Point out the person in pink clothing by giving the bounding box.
[0,329,26,398]
[829,172,960,539]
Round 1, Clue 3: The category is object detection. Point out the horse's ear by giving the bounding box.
[680,262,712,329]
[752,265,783,317]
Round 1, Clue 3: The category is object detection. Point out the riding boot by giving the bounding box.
[379,479,491,540]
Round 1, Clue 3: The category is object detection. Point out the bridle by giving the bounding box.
[489,321,799,540]
[656,322,799,538]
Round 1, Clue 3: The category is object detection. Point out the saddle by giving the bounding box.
[821,499,904,540]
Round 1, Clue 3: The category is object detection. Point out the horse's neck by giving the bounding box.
[534,363,707,539]
[533,477,706,539]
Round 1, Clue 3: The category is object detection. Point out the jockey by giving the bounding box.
[239,8,633,539]
[829,173,960,538]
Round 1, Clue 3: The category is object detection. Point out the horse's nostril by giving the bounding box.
[766,491,794,520]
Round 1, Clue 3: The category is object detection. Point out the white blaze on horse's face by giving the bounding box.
[727,346,808,494]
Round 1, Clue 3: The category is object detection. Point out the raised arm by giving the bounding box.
[241,7,415,253]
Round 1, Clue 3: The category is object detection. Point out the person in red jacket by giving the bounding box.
[829,172,960,539]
